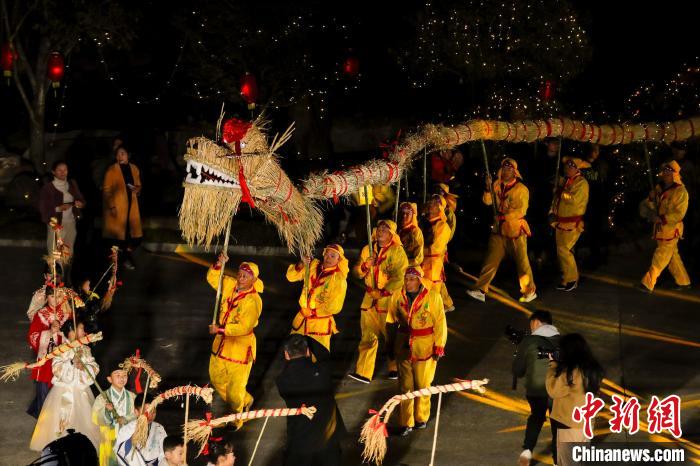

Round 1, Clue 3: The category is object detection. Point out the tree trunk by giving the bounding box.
[27,37,50,172]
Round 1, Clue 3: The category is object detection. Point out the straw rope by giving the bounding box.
[119,354,162,388]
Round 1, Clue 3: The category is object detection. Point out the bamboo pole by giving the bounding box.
[642,142,655,193]
[479,140,498,220]
[363,185,375,289]
[429,392,444,466]
[212,217,233,326]
[183,394,190,465]
[422,147,427,204]
[247,415,270,466]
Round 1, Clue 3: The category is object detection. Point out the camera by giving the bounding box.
[536,346,560,361]
[504,325,526,345]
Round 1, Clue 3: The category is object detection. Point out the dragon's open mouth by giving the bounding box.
[185,160,240,189]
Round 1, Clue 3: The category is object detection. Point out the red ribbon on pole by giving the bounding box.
[134,349,143,394]
[238,165,256,208]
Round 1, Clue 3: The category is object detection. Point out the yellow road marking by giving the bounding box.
[455,265,700,349]
[447,327,470,343]
[583,272,700,305]
[335,384,392,401]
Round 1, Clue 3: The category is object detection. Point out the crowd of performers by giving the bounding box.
[14,144,691,466]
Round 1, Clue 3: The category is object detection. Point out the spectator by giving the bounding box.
[102,146,143,270]
[276,334,344,466]
[546,333,603,466]
[39,160,86,282]
[512,311,560,466]
[581,144,610,268]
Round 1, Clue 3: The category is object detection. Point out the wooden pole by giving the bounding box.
[642,142,655,193]
[140,372,152,414]
[479,140,498,219]
[552,136,563,196]
[247,415,270,466]
[71,296,77,333]
[393,177,400,224]
[422,147,428,204]
[212,217,234,326]
[183,394,190,465]
[429,392,444,466]
[363,185,375,289]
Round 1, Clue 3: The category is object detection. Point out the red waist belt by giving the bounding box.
[398,326,434,337]
[557,215,583,223]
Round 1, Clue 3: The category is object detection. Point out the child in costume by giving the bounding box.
[30,320,100,451]
[27,286,71,418]
[92,368,138,466]
[114,395,167,466]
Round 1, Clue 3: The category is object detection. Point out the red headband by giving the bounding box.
[239,263,255,277]
[405,267,423,278]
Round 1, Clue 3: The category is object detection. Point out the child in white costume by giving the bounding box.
[30,320,100,451]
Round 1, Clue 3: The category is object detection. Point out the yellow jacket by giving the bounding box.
[286,259,347,336]
[207,266,262,364]
[354,238,408,312]
[445,209,457,241]
[550,174,589,232]
[387,285,447,361]
[421,215,451,282]
[648,183,689,240]
[372,184,396,214]
[483,179,531,238]
[399,225,424,267]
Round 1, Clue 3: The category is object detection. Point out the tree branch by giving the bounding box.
[15,40,36,89]
[13,70,36,123]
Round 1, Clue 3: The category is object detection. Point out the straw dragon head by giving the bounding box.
[180,117,322,258]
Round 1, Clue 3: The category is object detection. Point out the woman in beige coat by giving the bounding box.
[546,333,603,466]
[102,146,142,269]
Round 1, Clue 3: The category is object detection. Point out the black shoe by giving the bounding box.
[556,281,577,292]
[387,371,398,380]
[397,426,413,437]
[348,373,370,384]
[414,421,427,430]
[635,283,652,294]
[673,284,691,291]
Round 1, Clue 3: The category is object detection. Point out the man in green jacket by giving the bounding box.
[512,310,560,466]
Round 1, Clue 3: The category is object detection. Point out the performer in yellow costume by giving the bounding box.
[639,161,691,292]
[436,183,458,241]
[207,254,263,429]
[467,158,537,303]
[549,157,590,292]
[286,244,348,352]
[386,266,446,435]
[398,202,424,267]
[422,195,455,312]
[348,219,408,384]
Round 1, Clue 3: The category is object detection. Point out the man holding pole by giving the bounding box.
[549,157,590,292]
[386,266,446,436]
[348,220,408,384]
[398,202,424,267]
[467,158,537,303]
[207,253,263,429]
[638,161,691,292]
[421,195,455,312]
[286,244,349,353]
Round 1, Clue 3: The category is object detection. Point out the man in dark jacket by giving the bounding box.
[275,334,345,466]
[512,310,560,466]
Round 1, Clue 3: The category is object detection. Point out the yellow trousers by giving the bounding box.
[439,282,454,310]
[209,356,254,428]
[641,238,691,290]
[398,356,438,427]
[556,229,582,284]
[97,426,118,466]
[355,308,389,380]
[474,234,536,295]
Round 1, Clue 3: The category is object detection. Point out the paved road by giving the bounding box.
[1,243,699,465]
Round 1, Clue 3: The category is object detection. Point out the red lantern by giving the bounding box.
[1,43,16,79]
[343,56,359,77]
[240,73,258,110]
[47,51,65,89]
[540,80,555,102]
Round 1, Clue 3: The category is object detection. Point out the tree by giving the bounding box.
[1,0,135,171]
[400,0,591,118]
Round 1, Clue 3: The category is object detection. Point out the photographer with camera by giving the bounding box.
[546,333,604,466]
[511,311,560,466]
